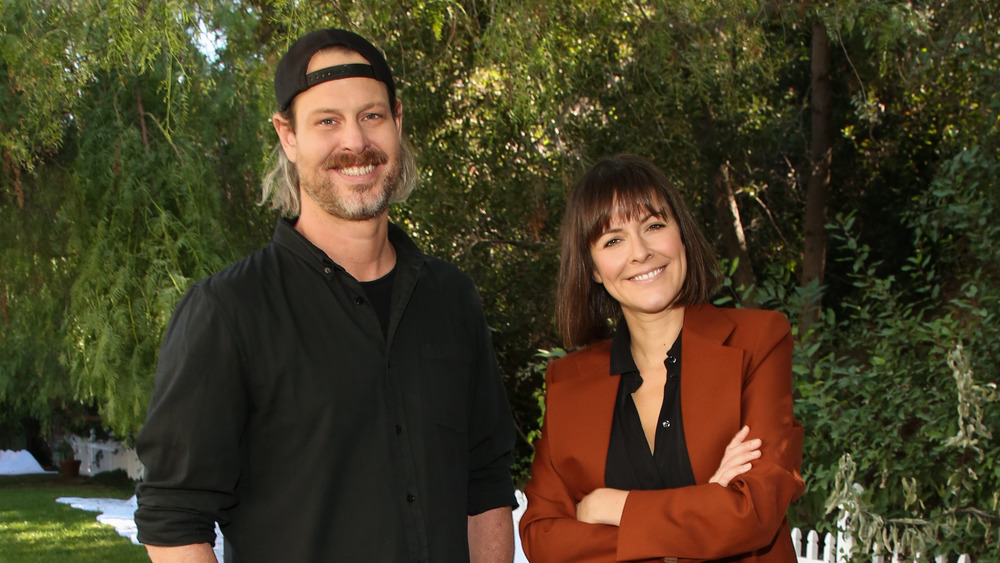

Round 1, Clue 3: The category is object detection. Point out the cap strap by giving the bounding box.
[305,63,377,88]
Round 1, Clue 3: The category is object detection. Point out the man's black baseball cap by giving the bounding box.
[274,28,396,112]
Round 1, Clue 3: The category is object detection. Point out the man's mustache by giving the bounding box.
[325,149,389,170]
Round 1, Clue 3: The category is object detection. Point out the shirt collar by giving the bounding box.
[609,319,639,376]
[271,217,426,274]
[608,319,684,378]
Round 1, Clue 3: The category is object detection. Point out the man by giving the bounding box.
[134,28,517,562]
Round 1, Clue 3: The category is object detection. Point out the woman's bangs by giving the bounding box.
[583,182,669,245]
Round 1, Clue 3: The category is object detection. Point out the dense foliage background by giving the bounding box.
[2,1,997,558]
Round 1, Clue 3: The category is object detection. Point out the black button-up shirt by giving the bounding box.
[135,218,516,562]
[605,323,696,490]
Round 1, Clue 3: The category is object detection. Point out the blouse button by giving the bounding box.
[661,420,671,428]
[354,296,364,305]
[323,266,332,275]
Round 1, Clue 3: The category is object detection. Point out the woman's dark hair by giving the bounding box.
[556,153,720,348]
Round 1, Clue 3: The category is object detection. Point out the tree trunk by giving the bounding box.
[711,161,757,301]
[801,20,833,329]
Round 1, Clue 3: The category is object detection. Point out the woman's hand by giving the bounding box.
[575,488,629,526]
[574,428,759,526]
[709,425,761,487]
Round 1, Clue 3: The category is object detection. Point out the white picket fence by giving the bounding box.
[791,526,972,563]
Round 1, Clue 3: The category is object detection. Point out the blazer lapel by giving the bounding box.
[680,305,744,484]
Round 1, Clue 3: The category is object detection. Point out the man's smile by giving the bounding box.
[338,164,377,176]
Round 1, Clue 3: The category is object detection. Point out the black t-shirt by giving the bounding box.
[360,265,396,340]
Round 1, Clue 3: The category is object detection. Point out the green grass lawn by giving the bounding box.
[0,473,149,562]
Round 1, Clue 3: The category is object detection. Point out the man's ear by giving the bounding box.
[273,113,298,163]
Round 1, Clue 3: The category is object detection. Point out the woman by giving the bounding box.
[519,154,804,562]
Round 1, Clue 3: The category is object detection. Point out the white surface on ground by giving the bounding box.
[55,496,140,544]
[55,496,226,562]
[0,449,53,475]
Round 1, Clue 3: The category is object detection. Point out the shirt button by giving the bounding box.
[406,493,415,503]
[354,296,364,305]
[323,267,332,275]
[661,420,671,428]
[666,356,678,365]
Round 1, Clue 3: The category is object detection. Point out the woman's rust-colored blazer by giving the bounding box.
[519,304,805,563]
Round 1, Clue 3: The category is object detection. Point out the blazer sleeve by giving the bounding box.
[615,311,805,561]
[518,398,621,563]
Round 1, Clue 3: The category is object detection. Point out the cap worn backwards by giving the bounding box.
[274,28,396,112]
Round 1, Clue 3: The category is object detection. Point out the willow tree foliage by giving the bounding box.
[2,0,997,557]
[1,0,273,438]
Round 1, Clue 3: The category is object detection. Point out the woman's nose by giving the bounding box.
[630,237,652,262]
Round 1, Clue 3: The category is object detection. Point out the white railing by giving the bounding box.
[67,435,144,480]
[791,526,972,563]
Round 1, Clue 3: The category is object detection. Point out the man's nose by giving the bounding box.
[339,119,369,153]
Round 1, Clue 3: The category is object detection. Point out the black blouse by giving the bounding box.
[605,323,696,490]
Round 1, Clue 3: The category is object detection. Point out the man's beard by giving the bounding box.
[300,147,400,221]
